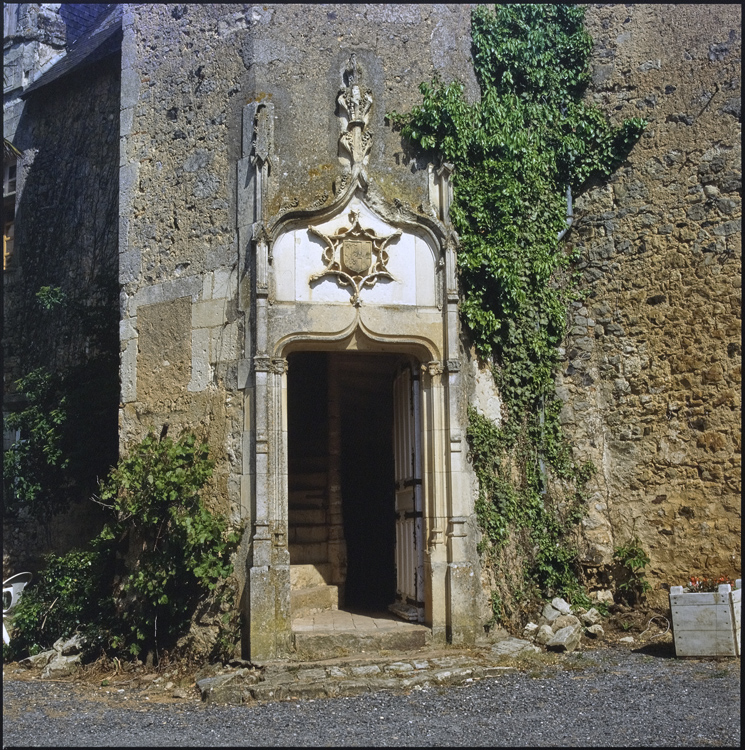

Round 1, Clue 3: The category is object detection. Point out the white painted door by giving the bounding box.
[390,365,424,622]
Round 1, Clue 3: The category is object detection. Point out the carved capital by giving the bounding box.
[271,357,288,374]
[423,360,444,378]
[254,355,272,372]
[436,162,454,181]
[446,359,461,373]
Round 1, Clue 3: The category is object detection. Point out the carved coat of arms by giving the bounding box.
[309,209,401,305]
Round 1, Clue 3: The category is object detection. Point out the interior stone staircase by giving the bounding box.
[288,454,340,617]
[290,563,339,618]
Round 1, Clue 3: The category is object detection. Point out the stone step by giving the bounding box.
[288,472,327,491]
[290,563,333,589]
[292,627,430,661]
[291,585,339,618]
[289,524,328,545]
[197,649,514,704]
[289,542,328,565]
[289,508,327,526]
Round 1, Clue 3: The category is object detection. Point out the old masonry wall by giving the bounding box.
[2,3,739,626]
[118,3,741,620]
[563,4,741,603]
[116,3,485,643]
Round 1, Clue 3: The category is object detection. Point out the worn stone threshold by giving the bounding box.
[196,639,532,705]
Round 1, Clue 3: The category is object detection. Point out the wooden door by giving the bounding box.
[390,365,424,622]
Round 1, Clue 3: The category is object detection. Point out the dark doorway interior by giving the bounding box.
[286,351,399,611]
[337,353,398,610]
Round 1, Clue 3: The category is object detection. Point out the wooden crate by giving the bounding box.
[669,580,741,657]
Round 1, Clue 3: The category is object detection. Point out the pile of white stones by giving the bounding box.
[19,633,87,678]
[521,592,613,652]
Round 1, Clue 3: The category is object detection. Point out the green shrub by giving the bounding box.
[3,544,115,661]
[614,537,652,605]
[5,431,241,663]
[3,368,72,518]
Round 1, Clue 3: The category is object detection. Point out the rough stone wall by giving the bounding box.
[119,3,741,616]
[3,4,67,96]
[5,56,121,380]
[118,4,479,525]
[2,50,121,575]
[558,4,741,602]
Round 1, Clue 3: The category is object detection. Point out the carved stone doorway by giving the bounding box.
[286,350,414,620]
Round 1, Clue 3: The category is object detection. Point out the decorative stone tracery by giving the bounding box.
[309,209,402,305]
[239,52,479,661]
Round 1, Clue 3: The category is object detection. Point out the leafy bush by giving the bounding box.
[97,431,241,657]
[5,431,241,663]
[613,537,652,605]
[3,368,72,518]
[3,544,115,661]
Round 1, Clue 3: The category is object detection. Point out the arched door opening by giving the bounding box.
[286,350,418,617]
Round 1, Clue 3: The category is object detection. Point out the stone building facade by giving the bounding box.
[3,4,740,658]
[3,3,121,565]
[558,4,741,601]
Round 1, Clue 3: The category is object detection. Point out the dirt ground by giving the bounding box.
[2,601,678,713]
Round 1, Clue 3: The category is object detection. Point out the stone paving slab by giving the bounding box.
[198,643,525,705]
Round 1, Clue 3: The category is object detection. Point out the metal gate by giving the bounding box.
[390,365,424,622]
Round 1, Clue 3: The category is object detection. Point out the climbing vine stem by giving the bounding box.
[390,5,644,624]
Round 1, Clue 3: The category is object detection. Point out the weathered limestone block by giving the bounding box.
[535,624,555,646]
[551,597,572,615]
[41,653,82,679]
[552,614,581,632]
[541,602,562,622]
[546,625,582,653]
[490,636,541,657]
[580,608,603,627]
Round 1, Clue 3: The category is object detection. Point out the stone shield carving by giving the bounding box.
[342,239,372,276]
[309,209,401,305]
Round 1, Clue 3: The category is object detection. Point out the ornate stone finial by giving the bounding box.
[308,210,401,306]
[338,54,373,167]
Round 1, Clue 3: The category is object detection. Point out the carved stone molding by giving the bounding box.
[270,357,288,374]
[251,102,274,224]
[447,516,468,538]
[309,208,401,306]
[423,360,444,377]
[338,53,373,167]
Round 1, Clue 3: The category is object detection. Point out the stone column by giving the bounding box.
[444,358,479,646]
[421,360,448,643]
[247,355,292,661]
[326,355,347,600]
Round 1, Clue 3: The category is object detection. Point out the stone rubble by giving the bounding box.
[521,597,615,653]
[20,634,87,679]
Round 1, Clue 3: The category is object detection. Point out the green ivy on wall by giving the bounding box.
[390,5,645,624]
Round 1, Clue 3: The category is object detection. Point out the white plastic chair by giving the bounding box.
[3,572,32,645]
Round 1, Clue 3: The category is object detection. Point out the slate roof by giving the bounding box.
[59,4,116,46]
[22,4,122,98]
